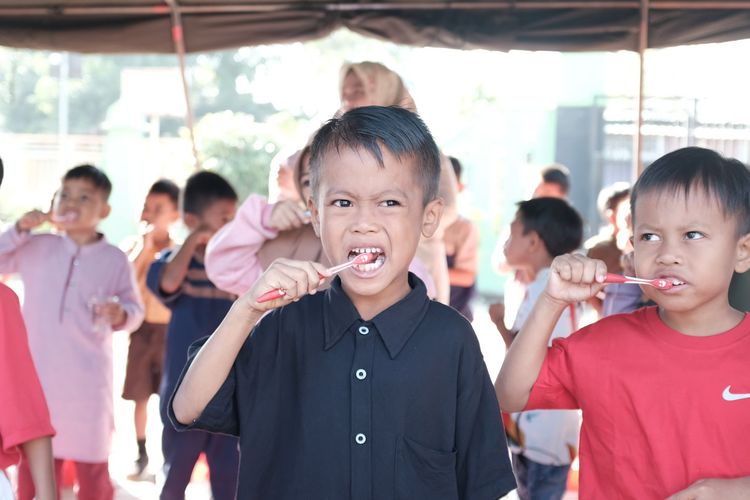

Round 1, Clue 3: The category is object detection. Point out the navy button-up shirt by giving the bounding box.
[170,274,515,499]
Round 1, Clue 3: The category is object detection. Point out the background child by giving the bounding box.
[492,197,583,500]
[170,106,516,499]
[0,164,144,500]
[443,156,480,321]
[496,147,750,499]
[532,164,570,200]
[205,145,331,295]
[0,157,56,500]
[121,179,180,479]
[146,171,239,500]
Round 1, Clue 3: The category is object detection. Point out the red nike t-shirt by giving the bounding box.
[0,283,55,469]
[526,306,750,499]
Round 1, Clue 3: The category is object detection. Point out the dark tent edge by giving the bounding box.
[1,2,750,54]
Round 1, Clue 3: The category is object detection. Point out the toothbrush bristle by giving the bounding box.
[355,253,376,264]
[655,279,673,290]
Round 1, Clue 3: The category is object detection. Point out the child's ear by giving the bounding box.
[421,198,444,238]
[99,203,111,219]
[169,206,181,223]
[308,197,321,238]
[183,212,199,230]
[527,230,544,254]
[734,232,750,273]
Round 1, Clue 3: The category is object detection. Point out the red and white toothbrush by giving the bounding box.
[256,253,377,303]
[603,273,673,290]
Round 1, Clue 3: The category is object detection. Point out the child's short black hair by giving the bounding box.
[309,106,440,206]
[149,179,180,207]
[517,197,583,257]
[449,156,462,182]
[540,164,570,195]
[631,147,750,235]
[63,164,112,200]
[182,171,238,216]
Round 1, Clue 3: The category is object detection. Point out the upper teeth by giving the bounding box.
[671,279,684,285]
[352,247,382,254]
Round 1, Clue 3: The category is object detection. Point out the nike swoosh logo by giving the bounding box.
[722,385,750,401]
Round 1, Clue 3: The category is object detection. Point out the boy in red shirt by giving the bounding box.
[0,157,56,500]
[496,147,750,499]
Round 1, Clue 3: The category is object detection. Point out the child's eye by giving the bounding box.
[685,231,705,240]
[640,233,660,242]
[380,200,401,207]
[332,200,351,208]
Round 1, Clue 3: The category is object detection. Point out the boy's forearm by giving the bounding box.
[131,242,155,276]
[172,302,264,424]
[498,325,515,350]
[21,436,55,500]
[160,240,197,294]
[667,476,750,500]
[495,293,567,412]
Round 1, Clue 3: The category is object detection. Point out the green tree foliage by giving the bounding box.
[195,111,281,201]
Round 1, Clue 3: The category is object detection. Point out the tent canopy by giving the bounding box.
[1,1,750,54]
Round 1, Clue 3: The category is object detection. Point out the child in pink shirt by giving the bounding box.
[205,146,437,296]
[0,165,144,500]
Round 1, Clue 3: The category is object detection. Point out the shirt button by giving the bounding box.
[358,326,369,336]
[73,259,79,266]
[355,369,367,380]
[355,433,367,445]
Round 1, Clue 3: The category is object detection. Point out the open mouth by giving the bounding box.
[348,247,386,274]
[660,276,686,289]
[51,212,78,223]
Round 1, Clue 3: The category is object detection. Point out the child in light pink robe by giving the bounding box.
[0,165,143,500]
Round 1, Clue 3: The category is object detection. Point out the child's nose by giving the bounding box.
[655,241,683,266]
[351,206,378,233]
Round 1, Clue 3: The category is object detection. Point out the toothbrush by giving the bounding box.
[604,273,673,290]
[49,212,77,223]
[257,253,377,303]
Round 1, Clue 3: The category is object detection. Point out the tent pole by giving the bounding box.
[632,0,649,179]
[166,0,201,170]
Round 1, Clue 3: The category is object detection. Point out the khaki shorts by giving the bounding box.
[122,322,167,401]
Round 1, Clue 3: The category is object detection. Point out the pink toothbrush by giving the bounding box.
[604,273,673,290]
[257,253,377,303]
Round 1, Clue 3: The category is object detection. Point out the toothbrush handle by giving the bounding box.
[604,273,649,285]
[256,270,328,303]
[257,288,287,303]
[603,273,628,284]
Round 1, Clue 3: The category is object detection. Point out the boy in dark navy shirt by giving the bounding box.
[147,171,240,500]
[170,106,516,499]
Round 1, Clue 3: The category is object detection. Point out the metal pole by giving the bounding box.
[166,0,201,170]
[633,0,649,179]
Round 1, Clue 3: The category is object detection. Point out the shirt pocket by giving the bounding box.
[394,435,458,500]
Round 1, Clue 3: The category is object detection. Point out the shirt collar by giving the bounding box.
[61,232,108,255]
[323,273,430,359]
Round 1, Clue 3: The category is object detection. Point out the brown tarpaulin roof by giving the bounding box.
[1,1,750,54]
